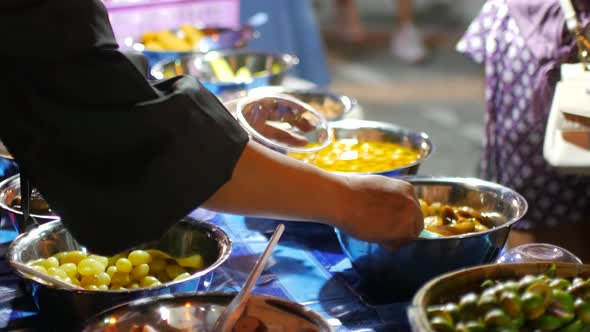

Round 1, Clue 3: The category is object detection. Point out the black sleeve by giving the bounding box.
[0,0,249,255]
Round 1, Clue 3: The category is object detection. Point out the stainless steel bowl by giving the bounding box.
[123,25,258,68]
[408,262,590,332]
[150,49,299,95]
[323,119,433,177]
[335,176,528,300]
[0,174,59,229]
[229,86,358,121]
[6,218,231,329]
[82,292,333,332]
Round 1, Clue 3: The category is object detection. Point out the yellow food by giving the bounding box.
[420,199,493,236]
[289,140,421,173]
[306,98,345,119]
[210,57,235,82]
[141,26,229,52]
[179,24,204,46]
[25,248,205,291]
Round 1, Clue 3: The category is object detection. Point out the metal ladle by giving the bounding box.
[212,223,285,332]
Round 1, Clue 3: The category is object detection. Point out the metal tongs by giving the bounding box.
[19,173,39,233]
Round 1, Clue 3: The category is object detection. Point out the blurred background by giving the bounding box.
[313,0,486,177]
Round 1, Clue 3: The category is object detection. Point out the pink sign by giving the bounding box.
[104,0,240,45]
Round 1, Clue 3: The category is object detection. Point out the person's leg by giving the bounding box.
[391,0,427,63]
[335,0,365,42]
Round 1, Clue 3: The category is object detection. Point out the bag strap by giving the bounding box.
[559,0,580,32]
[558,0,590,70]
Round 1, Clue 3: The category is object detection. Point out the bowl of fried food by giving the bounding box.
[409,263,590,332]
[150,49,299,95]
[335,176,528,300]
[6,217,231,329]
[81,292,333,332]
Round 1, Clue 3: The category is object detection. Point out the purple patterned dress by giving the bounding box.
[457,0,590,230]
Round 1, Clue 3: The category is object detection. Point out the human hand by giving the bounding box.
[335,174,424,251]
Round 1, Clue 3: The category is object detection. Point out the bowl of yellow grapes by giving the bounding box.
[289,119,433,177]
[6,218,231,327]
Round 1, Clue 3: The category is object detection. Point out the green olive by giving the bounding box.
[575,298,590,323]
[527,281,553,307]
[550,288,575,323]
[430,315,455,332]
[533,314,563,330]
[459,293,479,320]
[427,305,455,325]
[499,291,522,318]
[477,293,498,314]
[543,264,557,278]
[484,308,510,328]
[501,280,519,293]
[562,320,585,332]
[570,281,590,300]
[456,321,486,332]
[481,279,495,289]
[519,275,540,292]
[522,291,545,320]
[550,278,572,290]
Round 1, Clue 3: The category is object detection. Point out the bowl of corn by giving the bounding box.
[150,49,299,95]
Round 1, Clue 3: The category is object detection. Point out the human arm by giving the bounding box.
[204,141,424,248]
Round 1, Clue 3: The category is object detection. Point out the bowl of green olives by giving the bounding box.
[409,262,590,332]
[6,217,231,330]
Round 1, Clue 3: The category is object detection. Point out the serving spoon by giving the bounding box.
[212,223,285,332]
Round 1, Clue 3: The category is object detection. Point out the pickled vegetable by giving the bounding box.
[24,247,204,291]
[289,140,422,173]
[420,199,494,236]
[427,265,590,332]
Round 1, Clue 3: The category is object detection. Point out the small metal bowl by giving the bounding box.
[123,25,258,68]
[244,86,358,121]
[150,49,299,95]
[0,174,59,228]
[6,218,231,329]
[321,119,433,177]
[408,262,590,332]
[335,176,528,300]
[81,292,333,332]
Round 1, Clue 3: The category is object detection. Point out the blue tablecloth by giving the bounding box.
[0,212,413,331]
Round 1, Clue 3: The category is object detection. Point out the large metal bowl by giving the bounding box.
[335,176,528,300]
[408,262,590,332]
[82,292,333,332]
[150,49,299,95]
[6,218,231,329]
[123,25,258,68]
[322,119,433,177]
[0,174,59,230]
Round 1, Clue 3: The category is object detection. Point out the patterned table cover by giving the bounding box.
[0,211,413,332]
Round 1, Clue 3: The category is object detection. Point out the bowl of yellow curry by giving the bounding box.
[335,176,528,301]
[289,119,433,177]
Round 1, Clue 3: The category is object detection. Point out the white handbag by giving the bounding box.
[542,0,590,174]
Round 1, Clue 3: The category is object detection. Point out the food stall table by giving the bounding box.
[0,211,412,331]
